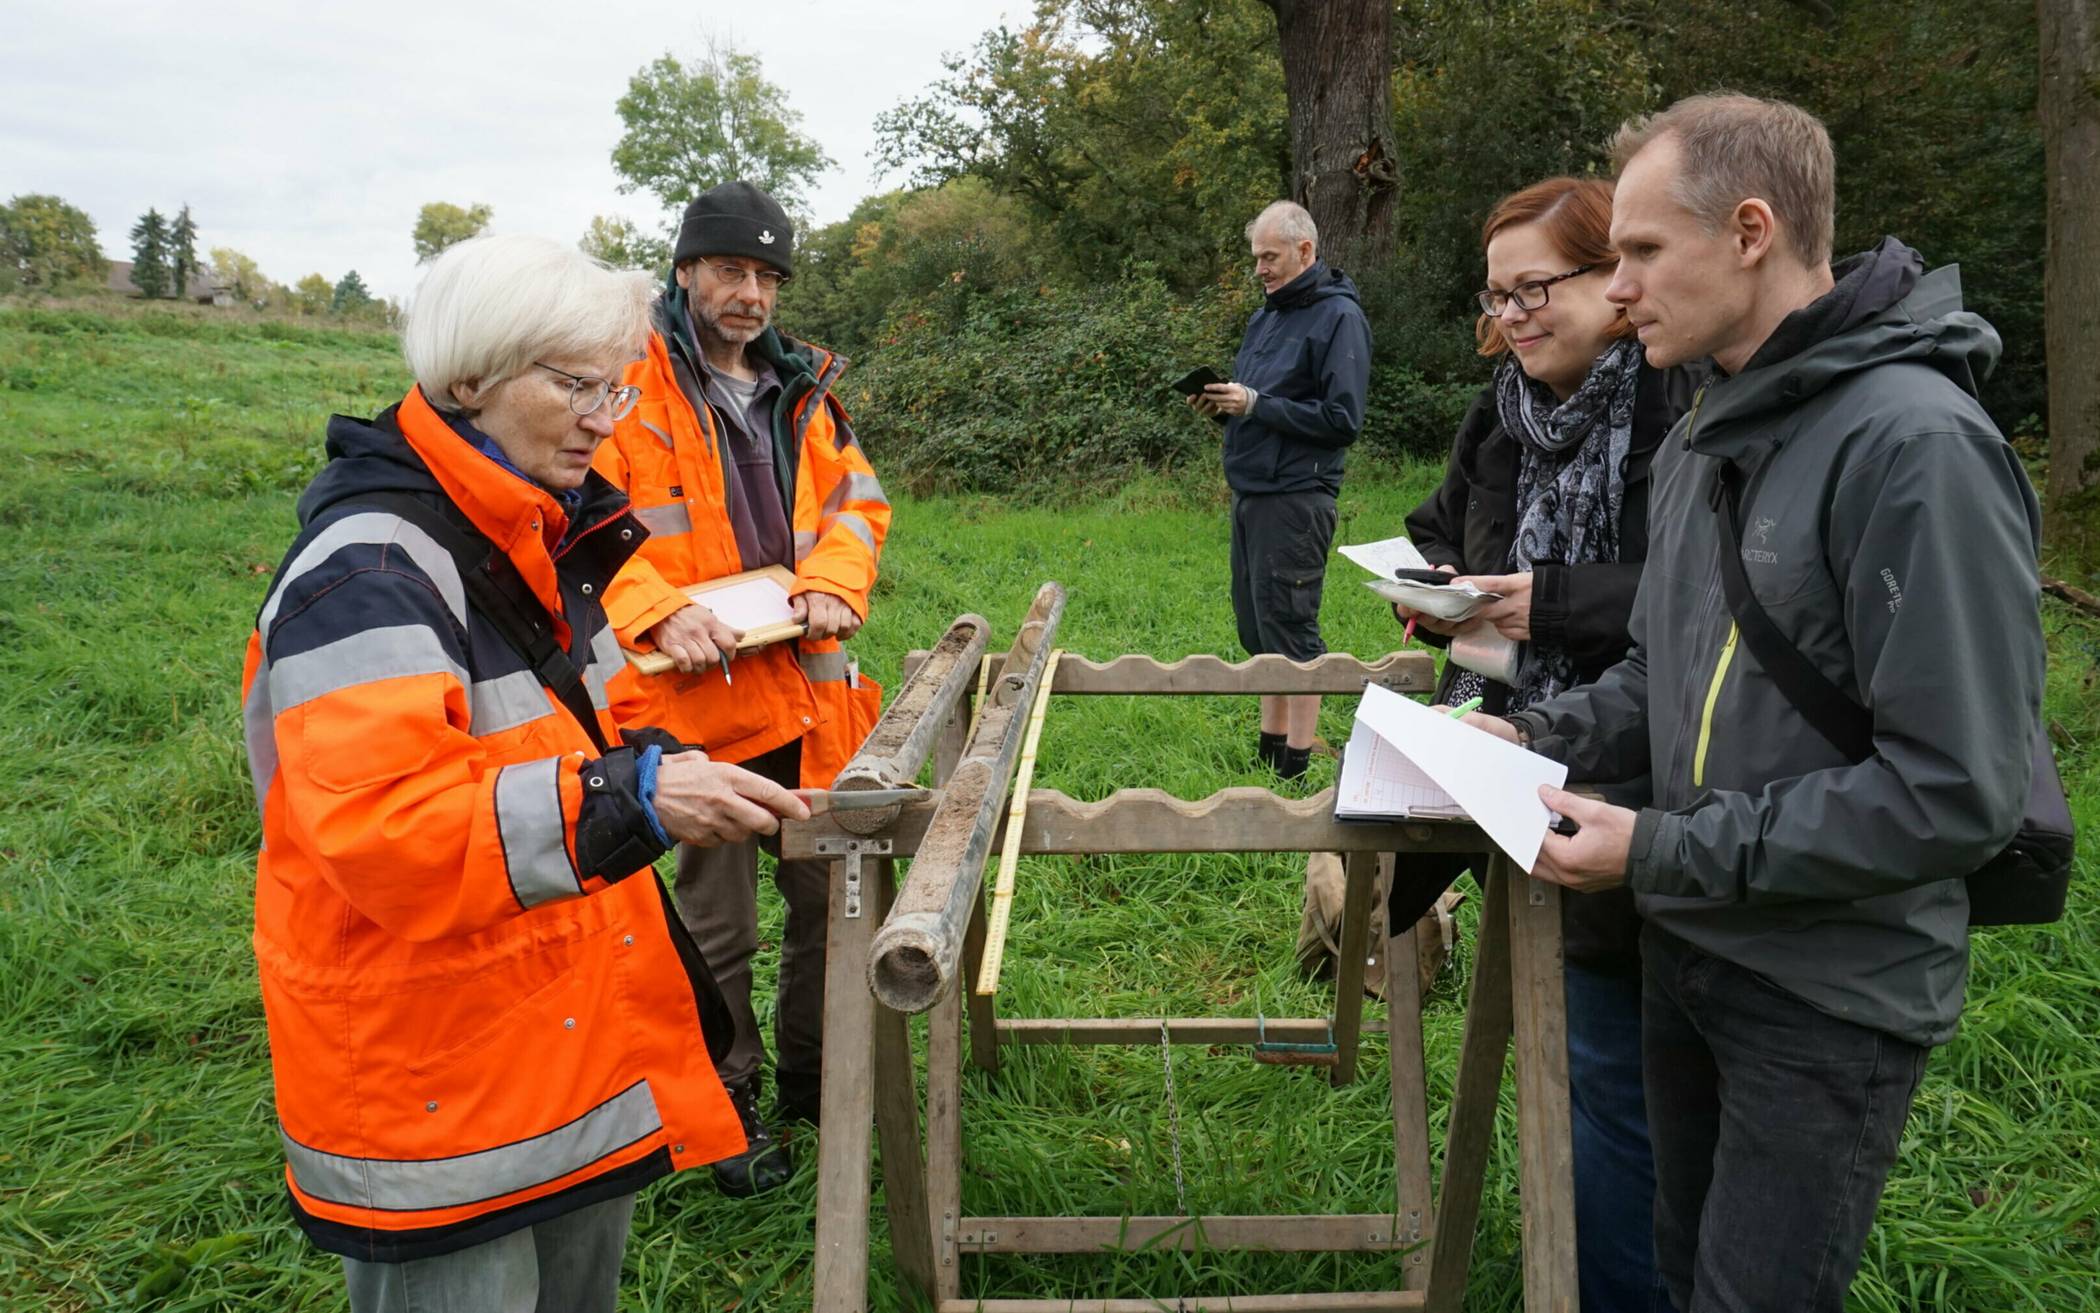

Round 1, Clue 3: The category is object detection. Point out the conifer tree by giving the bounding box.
[128,208,170,298]
[169,204,200,300]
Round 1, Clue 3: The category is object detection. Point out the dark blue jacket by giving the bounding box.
[1221,262,1371,495]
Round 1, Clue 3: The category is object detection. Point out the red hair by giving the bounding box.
[1475,176,1631,357]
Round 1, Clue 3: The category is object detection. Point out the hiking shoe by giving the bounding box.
[711,1080,792,1197]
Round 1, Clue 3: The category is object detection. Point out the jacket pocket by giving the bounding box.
[407,948,578,1079]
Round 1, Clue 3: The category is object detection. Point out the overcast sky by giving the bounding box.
[1,0,1033,300]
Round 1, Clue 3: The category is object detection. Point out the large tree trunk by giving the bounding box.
[1262,0,1398,278]
[2040,0,2100,574]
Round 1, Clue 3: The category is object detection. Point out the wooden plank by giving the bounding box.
[936,1295,1424,1313]
[870,583,1066,1014]
[869,862,938,1301]
[1384,882,1434,1291]
[1504,860,1577,1313]
[811,854,882,1313]
[1422,868,1515,1313]
[996,1017,1383,1045]
[955,1213,1418,1253]
[951,649,1437,696]
[1329,850,1378,1086]
[783,788,1486,860]
[964,885,1000,1072]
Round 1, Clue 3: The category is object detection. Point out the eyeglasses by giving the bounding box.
[692,257,789,291]
[534,362,641,421]
[1475,263,1604,317]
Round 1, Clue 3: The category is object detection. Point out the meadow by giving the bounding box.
[0,302,2094,1311]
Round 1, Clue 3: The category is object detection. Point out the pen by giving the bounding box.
[1446,696,1484,718]
[1402,615,1417,646]
[718,651,733,685]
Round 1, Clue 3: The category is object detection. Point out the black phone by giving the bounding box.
[1391,568,1456,585]
[1169,365,1225,397]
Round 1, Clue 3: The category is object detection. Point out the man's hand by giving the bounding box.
[1457,711,1522,744]
[1190,381,1255,418]
[652,753,811,847]
[1530,785,1635,892]
[793,590,862,641]
[1454,572,1534,642]
[648,604,743,673]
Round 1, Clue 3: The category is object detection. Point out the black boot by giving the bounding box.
[1276,744,1312,782]
[711,1078,793,1197]
[1257,730,1286,771]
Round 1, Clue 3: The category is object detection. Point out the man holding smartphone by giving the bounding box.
[1188,200,1371,779]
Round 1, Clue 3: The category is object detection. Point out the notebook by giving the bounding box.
[1334,685,1569,874]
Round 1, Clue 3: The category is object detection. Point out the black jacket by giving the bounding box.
[1221,262,1371,496]
[1397,360,1699,973]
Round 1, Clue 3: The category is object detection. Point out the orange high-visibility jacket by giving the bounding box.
[596,301,888,785]
[242,386,743,1263]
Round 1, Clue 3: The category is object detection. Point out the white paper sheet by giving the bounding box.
[690,576,796,632]
[1336,718,1468,819]
[1344,684,1569,873]
[1338,535,1432,577]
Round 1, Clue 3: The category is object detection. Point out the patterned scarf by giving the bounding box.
[1489,337,1642,710]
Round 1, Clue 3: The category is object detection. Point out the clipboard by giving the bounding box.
[624,564,809,675]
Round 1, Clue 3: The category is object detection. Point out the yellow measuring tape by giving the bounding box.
[974,649,1062,996]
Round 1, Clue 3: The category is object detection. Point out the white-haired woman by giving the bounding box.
[240,234,807,1312]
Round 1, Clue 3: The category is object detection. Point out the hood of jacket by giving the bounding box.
[1266,260,1361,313]
[1692,238,2001,464]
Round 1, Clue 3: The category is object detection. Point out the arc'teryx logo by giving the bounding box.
[1742,514,1780,565]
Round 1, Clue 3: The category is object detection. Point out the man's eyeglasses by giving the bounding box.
[535,362,641,421]
[1476,263,1604,317]
[693,257,789,291]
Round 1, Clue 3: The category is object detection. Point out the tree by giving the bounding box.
[2039,0,2100,570]
[579,215,671,271]
[1258,0,1398,277]
[292,273,333,315]
[209,247,266,303]
[128,208,171,298]
[612,41,832,213]
[169,204,200,300]
[331,270,372,314]
[0,193,108,291]
[413,201,492,263]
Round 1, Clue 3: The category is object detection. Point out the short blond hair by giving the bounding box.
[1611,93,1835,267]
[402,234,655,412]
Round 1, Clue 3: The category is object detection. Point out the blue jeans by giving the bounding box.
[1641,926,1928,1313]
[1565,961,1672,1313]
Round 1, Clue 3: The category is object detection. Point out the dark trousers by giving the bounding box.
[1228,489,1335,661]
[1641,926,1928,1313]
[1564,961,1672,1313]
[672,739,827,1110]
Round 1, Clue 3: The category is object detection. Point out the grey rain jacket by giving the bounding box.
[1511,239,2044,1046]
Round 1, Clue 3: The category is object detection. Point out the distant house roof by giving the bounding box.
[103,258,226,302]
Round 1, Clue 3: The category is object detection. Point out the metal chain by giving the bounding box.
[1158,1017,1188,1216]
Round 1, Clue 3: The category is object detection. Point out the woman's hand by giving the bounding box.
[1390,563,1460,630]
[1452,572,1533,641]
[647,604,743,673]
[652,754,810,847]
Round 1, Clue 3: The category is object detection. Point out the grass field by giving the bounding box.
[1,301,2095,1311]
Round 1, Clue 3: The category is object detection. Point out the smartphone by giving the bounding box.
[1169,365,1225,397]
[1391,568,1456,585]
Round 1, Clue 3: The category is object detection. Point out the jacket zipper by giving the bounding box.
[1692,622,1738,788]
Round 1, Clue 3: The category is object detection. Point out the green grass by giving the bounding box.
[1,303,2094,1311]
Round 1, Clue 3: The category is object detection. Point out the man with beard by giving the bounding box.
[595,180,889,1197]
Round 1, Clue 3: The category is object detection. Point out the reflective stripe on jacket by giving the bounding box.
[597,306,888,785]
[243,386,743,1262]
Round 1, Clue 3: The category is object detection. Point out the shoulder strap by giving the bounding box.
[1709,463,1874,763]
[355,490,612,757]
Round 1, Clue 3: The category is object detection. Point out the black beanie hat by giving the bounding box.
[672,181,794,276]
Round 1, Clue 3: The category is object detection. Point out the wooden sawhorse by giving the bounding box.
[784,595,1576,1312]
